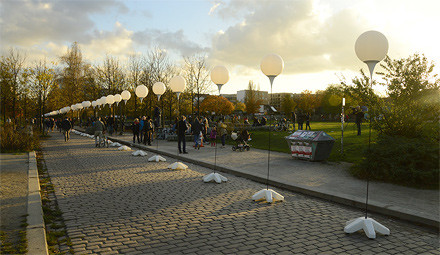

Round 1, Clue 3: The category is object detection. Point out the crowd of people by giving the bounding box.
[46,106,366,150]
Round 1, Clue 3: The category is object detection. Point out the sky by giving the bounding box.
[1,0,439,95]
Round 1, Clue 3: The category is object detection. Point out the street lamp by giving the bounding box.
[149,82,167,162]
[167,76,188,170]
[136,85,148,103]
[114,94,123,134]
[341,97,345,154]
[252,53,285,203]
[136,85,148,118]
[203,65,230,184]
[121,90,131,105]
[344,30,389,239]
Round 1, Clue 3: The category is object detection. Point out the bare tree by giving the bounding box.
[59,42,86,106]
[0,48,26,121]
[183,54,213,117]
[28,59,57,131]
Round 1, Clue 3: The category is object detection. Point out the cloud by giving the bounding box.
[82,22,135,61]
[133,29,209,57]
[209,0,371,74]
[0,0,127,46]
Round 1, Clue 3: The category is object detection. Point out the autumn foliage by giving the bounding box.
[200,95,234,115]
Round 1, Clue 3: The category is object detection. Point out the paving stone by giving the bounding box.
[41,133,440,255]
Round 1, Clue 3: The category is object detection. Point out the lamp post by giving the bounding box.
[149,82,167,162]
[341,98,345,154]
[203,65,229,184]
[135,85,148,117]
[121,90,131,132]
[167,76,188,170]
[252,53,285,203]
[344,30,389,239]
[82,101,91,126]
[114,94,123,135]
[91,101,97,118]
[76,103,83,126]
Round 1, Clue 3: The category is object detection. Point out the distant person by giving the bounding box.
[192,117,202,150]
[355,106,364,136]
[143,116,154,146]
[219,120,228,148]
[305,113,311,130]
[93,117,106,147]
[177,115,188,154]
[139,116,145,143]
[132,118,140,143]
[61,117,72,142]
[209,126,217,147]
[297,111,304,130]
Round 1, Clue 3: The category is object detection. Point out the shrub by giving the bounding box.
[351,135,439,189]
[0,123,40,152]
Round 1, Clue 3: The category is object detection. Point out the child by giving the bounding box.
[210,126,217,147]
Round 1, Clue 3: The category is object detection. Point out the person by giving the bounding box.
[107,116,114,135]
[93,117,106,147]
[192,117,202,149]
[297,111,304,130]
[219,120,228,148]
[355,106,364,136]
[139,116,145,143]
[209,126,217,147]
[61,117,72,142]
[132,118,140,143]
[305,113,311,130]
[143,116,154,146]
[177,115,188,154]
[202,117,209,143]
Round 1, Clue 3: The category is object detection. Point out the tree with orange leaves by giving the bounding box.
[200,95,234,115]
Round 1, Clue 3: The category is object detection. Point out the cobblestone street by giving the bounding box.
[42,132,439,254]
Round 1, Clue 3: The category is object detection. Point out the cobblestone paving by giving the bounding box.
[42,133,439,254]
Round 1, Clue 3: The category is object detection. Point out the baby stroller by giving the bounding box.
[231,130,251,152]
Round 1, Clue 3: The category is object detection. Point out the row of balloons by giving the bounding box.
[43,53,289,117]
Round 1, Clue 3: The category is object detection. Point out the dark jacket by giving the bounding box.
[177,120,188,136]
[94,120,105,132]
[132,121,140,134]
[61,119,72,131]
[192,119,202,134]
[143,120,154,132]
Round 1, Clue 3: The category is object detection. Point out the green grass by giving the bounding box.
[226,122,375,164]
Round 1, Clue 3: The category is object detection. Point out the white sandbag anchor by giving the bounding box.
[132,150,147,156]
[148,155,166,162]
[203,173,228,184]
[118,146,132,151]
[167,162,188,170]
[252,189,284,203]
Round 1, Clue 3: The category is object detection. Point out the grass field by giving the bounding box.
[226,121,375,164]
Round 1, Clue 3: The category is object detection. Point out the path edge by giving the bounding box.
[27,151,49,255]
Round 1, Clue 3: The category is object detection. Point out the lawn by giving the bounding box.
[225,122,375,164]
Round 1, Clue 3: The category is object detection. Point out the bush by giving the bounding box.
[0,123,40,152]
[351,135,439,189]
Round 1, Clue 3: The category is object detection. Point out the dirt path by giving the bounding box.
[0,153,28,248]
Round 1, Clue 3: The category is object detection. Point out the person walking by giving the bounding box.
[139,116,145,143]
[355,106,364,136]
[219,120,228,148]
[297,111,304,130]
[209,126,217,147]
[177,115,188,154]
[61,117,72,142]
[132,118,140,143]
[192,117,202,149]
[93,117,106,147]
[143,116,154,146]
[305,113,311,130]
